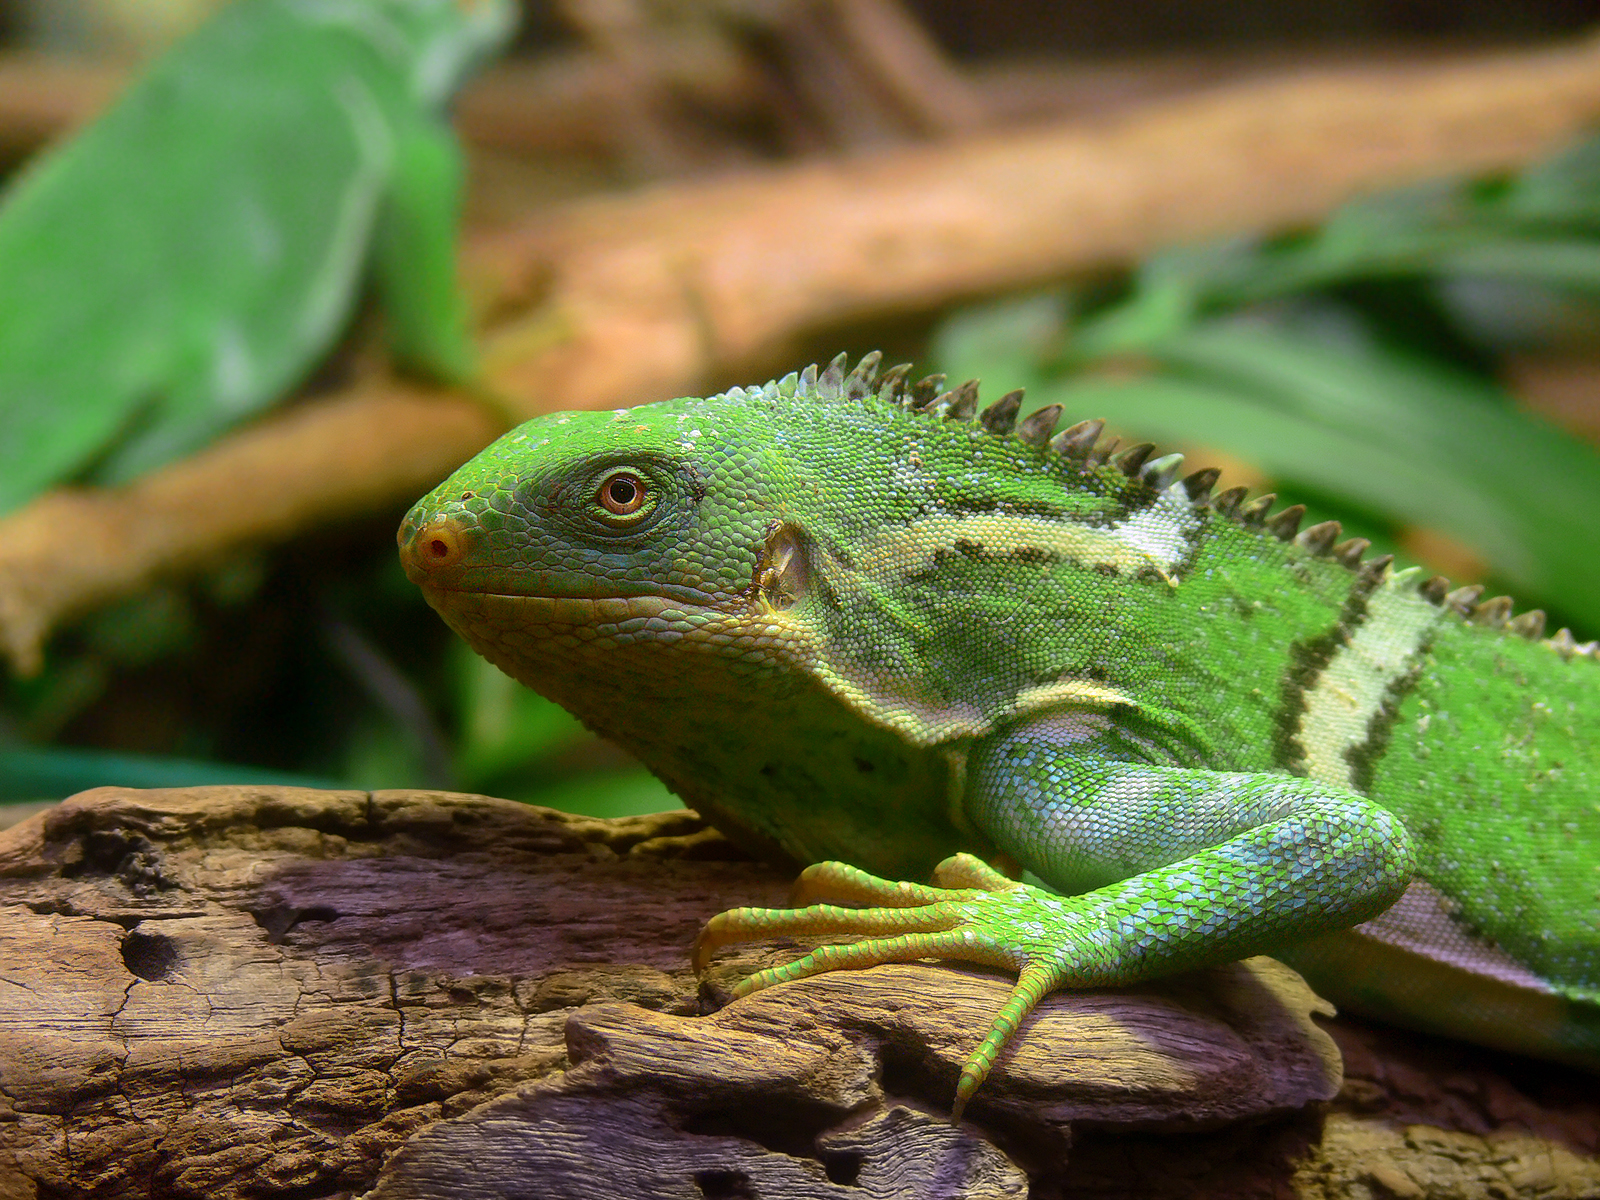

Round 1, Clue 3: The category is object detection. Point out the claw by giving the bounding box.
[731,928,988,998]
[693,853,1060,1118]
[790,859,971,908]
[693,896,969,973]
[952,963,1057,1120]
[931,851,1020,892]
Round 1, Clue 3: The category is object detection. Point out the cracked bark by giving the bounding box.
[0,786,1596,1199]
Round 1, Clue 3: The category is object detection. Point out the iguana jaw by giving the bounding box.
[415,585,734,629]
[416,584,830,770]
[414,584,817,687]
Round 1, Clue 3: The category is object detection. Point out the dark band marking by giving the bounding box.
[1345,647,1431,795]
[1271,569,1384,775]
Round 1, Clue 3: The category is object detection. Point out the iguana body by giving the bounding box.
[400,353,1600,1114]
[0,0,516,515]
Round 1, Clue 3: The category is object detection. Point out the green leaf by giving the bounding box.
[1501,135,1600,226]
[1066,151,1600,362]
[0,0,516,515]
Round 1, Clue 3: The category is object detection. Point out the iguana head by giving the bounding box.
[400,398,780,615]
[398,374,817,738]
[398,353,1159,748]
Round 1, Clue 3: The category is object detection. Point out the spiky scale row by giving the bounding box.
[1472,596,1513,628]
[980,389,1025,435]
[1509,610,1546,640]
[1266,505,1306,540]
[1050,419,1104,458]
[792,354,1589,665]
[1211,486,1247,517]
[819,349,883,402]
[1359,554,1395,588]
[1111,443,1154,475]
[1238,494,1276,526]
[943,380,981,421]
[1296,521,1340,556]
[1420,576,1450,605]
[1016,403,1062,447]
[877,362,912,398]
[1182,467,1221,502]
[1333,539,1371,570]
[1141,454,1186,492]
[1550,628,1600,659]
[911,374,946,408]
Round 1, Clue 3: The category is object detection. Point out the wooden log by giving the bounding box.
[2,786,1596,1197]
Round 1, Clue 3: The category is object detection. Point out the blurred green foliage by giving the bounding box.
[8,133,1600,823]
[0,0,516,517]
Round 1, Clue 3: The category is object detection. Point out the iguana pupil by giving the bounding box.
[600,473,645,515]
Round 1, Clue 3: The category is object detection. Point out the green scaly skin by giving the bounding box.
[399,353,1600,1117]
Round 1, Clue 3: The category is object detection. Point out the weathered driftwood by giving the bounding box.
[1,786,1596,1198]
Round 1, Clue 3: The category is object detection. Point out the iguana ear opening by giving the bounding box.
[754,522,809,613]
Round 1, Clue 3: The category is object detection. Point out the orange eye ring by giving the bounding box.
[598,471,648,516]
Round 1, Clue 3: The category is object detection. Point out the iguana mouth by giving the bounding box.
[400,516,734,612]
[416,586,723,623]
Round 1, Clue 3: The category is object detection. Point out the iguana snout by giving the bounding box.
[398,513,472,585]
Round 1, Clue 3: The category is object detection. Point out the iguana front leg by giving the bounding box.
[693,718,1417,1116]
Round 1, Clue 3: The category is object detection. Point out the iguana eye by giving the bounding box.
[598,471,648,516]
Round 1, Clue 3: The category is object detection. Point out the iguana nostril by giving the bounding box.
[401,516,468,575]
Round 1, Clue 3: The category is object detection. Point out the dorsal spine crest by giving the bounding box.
[742,354,1588,661]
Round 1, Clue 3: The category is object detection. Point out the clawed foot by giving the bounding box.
[692,852,1082,1118]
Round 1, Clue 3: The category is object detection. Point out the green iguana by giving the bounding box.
[399,352,1600,1116]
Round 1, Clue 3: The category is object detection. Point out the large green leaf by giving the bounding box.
[0,0,515,515]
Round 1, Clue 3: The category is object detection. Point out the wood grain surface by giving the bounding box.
[0,786,1595,1198]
